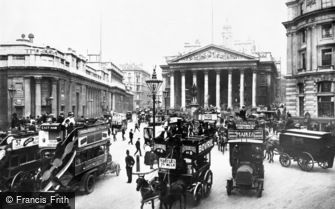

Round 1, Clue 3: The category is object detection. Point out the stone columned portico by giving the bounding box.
[161,44,278,111]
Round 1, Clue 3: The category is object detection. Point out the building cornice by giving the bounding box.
[283,6,335,29]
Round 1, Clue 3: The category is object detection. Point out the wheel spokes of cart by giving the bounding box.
[297,152,314,171]
[203,170,213,198]
[279,153,291,167]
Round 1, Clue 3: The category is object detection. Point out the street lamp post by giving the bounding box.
[8,85,16,125]
[146,67,162,143]
[163,90,168,114]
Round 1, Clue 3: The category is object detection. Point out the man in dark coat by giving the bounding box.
[128,129,134,145]
[239,106,247,120]
[134,138,142,156]
[125,150,135,183]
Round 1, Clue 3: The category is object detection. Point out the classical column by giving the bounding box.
[240,69,245,108]
[306,27,312,71]
[216,70,220,110]
[192,71,197,85]
[181,70,186,108]
[170,71,175,108]
[286,33,293,76]
[252,70,257,107]
[311,25,317,71]
[51,78,58,116]
[204,71,209,107]
[35,76,42,117]
[24,77,31,117]
[228,70,232,109]
[112,92,116,111]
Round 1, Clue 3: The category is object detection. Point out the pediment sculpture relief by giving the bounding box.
[180,49,247,62]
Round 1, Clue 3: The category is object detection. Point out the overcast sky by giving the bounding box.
[0,0,288,74]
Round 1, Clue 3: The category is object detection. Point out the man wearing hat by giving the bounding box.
[239,106,246,121]
[62,112,76,126]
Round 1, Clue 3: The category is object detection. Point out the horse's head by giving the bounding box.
[135,177,148,191]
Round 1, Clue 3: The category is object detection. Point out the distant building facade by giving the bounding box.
[283,0,335,127]
[161,44,279,111]
[0,35,133,129]
[121,63,151,110]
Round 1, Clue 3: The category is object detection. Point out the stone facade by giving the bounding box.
[161,44,278,111]
[0,36,133,129]
[283,0,335,128]
[121,64,151,110]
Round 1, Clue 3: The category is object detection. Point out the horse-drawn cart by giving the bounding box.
[278,129,335,171]
[137,133,214,208]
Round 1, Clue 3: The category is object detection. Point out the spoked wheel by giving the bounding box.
[256,181,264,198]
[298,152,314,171]
[192,183,202,206]
[226,179,233,196]
[203,170,213,198]
[279,153,291,167]
[318,161,329,169]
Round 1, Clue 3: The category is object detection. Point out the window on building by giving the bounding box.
[0,55,8,60]
[318,96,334,117]
[318,81,332,93]
[12,55,25,60]
[136,76,140,83]
[136,85,140,91]
[301,30,306,43]
[259,74,266,86]
[322,0,332,8]
[321,49,332,66]
[322,24,333,38]
[298,83,304,94]
[301,52,306,69]
[299,97,304,116]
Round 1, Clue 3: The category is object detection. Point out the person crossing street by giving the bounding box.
[122,128,126,141]
[128,129,134,145]
[134,138,142,156]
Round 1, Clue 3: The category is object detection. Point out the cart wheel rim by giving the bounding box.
[279,154,291,167]
[86,175,95,193]
[194,185,202,202]
[298,152,314,171]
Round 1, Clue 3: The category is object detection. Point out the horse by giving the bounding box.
[159,179,187,209]
[136,177,159,209]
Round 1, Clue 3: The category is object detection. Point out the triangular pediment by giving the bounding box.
[169,44,256,63]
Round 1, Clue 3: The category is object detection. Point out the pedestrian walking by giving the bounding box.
[128,129,134,145]
[122,128,126,141]
[125,150,135,183]
[134,123,140,132]
[112,127,117,141]
[134,138,142,156]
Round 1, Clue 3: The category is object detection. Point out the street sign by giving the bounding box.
[159,158,176,169]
